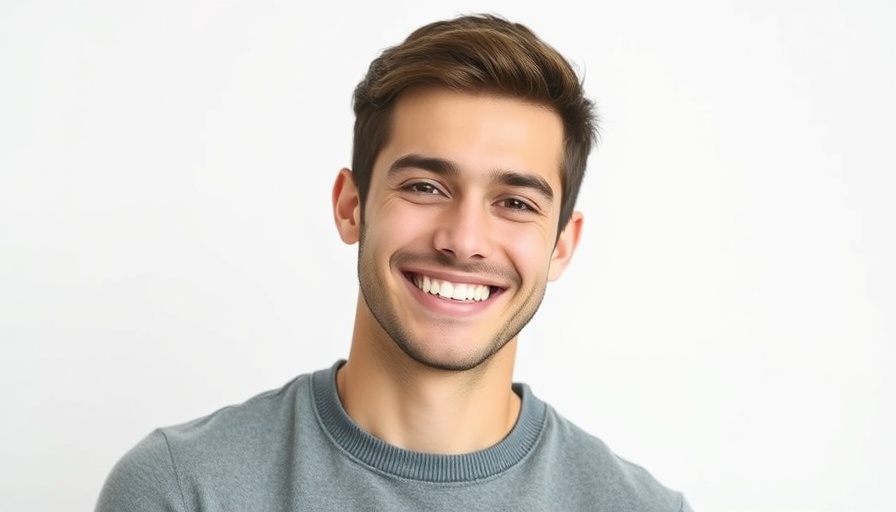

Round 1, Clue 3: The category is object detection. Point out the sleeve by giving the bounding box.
[95,430,186,512]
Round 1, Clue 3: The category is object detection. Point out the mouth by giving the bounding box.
[404,272,502,303]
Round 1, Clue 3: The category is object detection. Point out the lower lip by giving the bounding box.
[403,275,499,317]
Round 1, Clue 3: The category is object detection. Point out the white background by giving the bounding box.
[1,1,894,511]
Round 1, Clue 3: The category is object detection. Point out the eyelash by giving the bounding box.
[404,182,443,195]
[499,197,536,212]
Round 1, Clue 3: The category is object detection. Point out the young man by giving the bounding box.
[97,14,691,511]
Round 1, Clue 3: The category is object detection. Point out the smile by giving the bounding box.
[410,273,493,302]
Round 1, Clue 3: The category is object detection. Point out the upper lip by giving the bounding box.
[402,267,508,289]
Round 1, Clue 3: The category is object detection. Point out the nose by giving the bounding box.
[433,200,494,260]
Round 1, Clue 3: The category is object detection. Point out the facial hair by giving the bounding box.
[356,225,547,372]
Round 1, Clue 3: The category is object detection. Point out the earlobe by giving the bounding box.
[332,168,361,245]
[548,211,583,281]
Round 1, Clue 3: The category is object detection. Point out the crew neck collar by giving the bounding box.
[310,361,546,483]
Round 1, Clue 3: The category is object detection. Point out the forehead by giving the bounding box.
[375,88,565,189]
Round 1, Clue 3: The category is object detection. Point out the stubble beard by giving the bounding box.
[356,226,547,372]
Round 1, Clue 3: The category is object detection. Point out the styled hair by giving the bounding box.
[351,13,598,231]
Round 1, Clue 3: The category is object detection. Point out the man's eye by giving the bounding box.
[501,198,534,211]
[406,182,441,195]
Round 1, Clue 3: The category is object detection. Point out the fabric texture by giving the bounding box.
[96,362,691,511]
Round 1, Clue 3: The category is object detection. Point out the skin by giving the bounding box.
[332,87,583,454]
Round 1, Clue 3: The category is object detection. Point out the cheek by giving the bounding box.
[494,224,554,273]
[367,201,440,249]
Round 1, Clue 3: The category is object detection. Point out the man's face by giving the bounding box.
[336,87,580,372]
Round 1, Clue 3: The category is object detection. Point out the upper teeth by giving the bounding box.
[413,274,491,301]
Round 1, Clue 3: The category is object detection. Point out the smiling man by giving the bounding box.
[97,14,691,512]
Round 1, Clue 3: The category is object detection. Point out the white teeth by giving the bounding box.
[412,274,493,302]
[438,282,453,299]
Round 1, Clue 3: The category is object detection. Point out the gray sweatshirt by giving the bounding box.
[96,362,690,511]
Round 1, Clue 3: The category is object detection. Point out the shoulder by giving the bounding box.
[163,372,316,467]
[528,393,689,511]
[95,429,185,512]
[96,372,315,511]
[160,372,311,451]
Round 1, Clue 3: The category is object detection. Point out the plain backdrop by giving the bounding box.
[1,1,894,511]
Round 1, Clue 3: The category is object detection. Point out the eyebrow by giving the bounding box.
[388,154,555,204]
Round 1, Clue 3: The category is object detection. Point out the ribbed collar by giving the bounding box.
[311,361,546,483]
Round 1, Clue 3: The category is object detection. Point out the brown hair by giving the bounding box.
[351,13,598,231]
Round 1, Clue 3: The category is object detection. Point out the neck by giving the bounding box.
[337,295,521,454]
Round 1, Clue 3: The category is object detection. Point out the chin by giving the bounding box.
[391,332,512,373]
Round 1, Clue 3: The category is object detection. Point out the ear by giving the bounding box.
[332,168,361,244]
[548,211,583,281]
